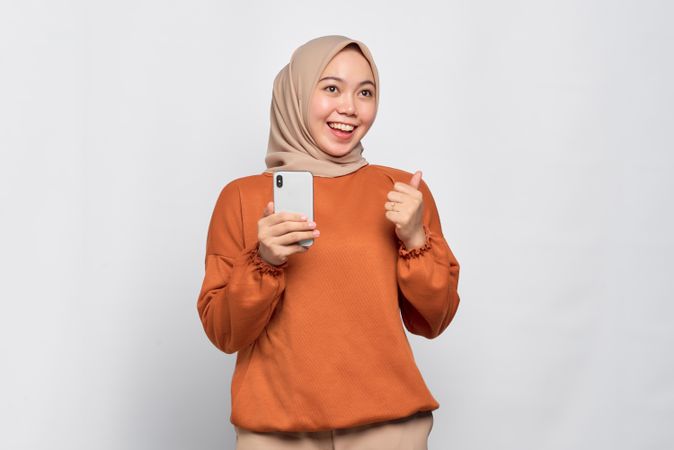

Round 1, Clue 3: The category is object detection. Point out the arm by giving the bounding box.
[196,182,287,354]
[397,179,461,339]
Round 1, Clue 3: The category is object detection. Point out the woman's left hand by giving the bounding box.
[384,170,427,249]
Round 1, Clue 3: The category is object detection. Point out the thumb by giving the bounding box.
[409,170,422,189]
[262,201,274,217]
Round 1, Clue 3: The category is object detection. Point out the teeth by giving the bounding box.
[328,122,355,131]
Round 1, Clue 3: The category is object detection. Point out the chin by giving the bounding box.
[320,144,355,157]
[318,134,364,157]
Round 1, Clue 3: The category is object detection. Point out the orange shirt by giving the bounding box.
[196,163,460,432]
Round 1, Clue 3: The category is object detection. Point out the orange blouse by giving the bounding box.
[196,163,460,432]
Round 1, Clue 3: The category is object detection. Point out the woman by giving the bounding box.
[197,35,461,450]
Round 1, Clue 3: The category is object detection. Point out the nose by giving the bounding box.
[337,94,356,116]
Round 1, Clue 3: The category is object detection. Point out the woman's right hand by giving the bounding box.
[257,201,320,266]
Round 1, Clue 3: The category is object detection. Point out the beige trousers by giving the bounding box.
[234,410,433,450]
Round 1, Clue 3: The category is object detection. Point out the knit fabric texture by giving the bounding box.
[197,163,460,432]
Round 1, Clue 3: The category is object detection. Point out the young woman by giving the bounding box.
[197,35,461,450]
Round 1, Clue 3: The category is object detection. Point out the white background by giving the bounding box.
[1,1,672,449]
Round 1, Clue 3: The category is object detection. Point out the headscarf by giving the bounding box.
[263,35,380,178]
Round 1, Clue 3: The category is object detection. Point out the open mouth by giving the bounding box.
[327,122,358,139]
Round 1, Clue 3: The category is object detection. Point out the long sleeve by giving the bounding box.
[196,181,288,354]
[199,166,457,432]
[396,179,461,339]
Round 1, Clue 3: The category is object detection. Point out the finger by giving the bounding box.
[291,244,309,254]
[409,170,422,189]
[384,201,399,212]
[265,211,309,226]
[386,191,407,203]
[274,243,309,260]
[385,197,408,211]
[276,230,319,246]
[262,201,274,218]
[269,218,316,237]
[393,180,419,194]
[384,210,401,223]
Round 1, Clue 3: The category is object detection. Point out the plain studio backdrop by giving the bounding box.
[1,1,672,449]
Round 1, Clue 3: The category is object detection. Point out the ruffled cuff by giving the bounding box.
[246,242,288,277]
[398,224,433,259]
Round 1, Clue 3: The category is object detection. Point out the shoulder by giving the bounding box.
[213,173,268,212]
[367,164,415,182]
[225,172,269,189]
[366,164,432,194]
[218,173,268,197]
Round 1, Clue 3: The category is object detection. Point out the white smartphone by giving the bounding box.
[272,170,314,247]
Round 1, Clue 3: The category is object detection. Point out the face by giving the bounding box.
[307,47,377,157]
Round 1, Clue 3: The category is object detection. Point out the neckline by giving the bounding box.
[260,163,370,179]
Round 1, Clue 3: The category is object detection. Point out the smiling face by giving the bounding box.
[307,46,377,157]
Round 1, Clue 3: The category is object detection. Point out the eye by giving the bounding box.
[360,89,373,97]
[324,85,338,93]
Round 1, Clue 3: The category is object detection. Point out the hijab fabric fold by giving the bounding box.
[263,35,379,178]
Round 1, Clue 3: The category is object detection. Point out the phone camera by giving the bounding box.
[276,175,283,188]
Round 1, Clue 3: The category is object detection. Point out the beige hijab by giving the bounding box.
[263,35,380,178]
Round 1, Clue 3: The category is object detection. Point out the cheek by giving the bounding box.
[310,97,334,123]
[359,103,377,127]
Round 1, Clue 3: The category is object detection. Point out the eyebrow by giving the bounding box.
[318,76,376,88]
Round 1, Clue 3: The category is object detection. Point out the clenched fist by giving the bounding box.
[384,171,426,249]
